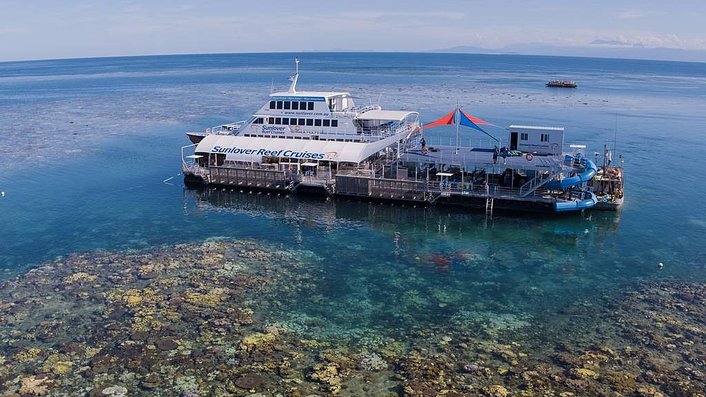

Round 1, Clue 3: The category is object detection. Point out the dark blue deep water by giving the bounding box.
[1,52,706,340]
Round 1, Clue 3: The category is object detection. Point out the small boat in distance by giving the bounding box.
[546,80,577,88]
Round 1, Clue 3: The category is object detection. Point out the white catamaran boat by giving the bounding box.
[181,59,421,193]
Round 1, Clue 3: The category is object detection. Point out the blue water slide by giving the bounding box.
[545,158,598,190]
[554,191,598,212]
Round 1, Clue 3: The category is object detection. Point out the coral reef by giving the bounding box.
[1,240,706,396]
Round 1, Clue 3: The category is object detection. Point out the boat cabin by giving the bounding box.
[508,125,564,155]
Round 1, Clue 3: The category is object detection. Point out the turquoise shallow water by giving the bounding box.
[1,52,706,343]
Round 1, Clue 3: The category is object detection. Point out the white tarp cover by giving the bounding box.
[355,110,418,121]
[194,134,403,164]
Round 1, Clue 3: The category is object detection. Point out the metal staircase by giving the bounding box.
[519,157,565,197]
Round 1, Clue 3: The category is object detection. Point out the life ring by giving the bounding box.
[293,125,301,133]
[525,153,534,161]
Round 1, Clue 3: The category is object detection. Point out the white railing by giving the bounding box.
[181,143,197,168]
[425,180,549,200]
[211,121,245,135]
[421,135,500,149]
[352,104,382,114]
[332,104,381,118]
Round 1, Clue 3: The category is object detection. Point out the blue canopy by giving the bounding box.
[459,110,498,142]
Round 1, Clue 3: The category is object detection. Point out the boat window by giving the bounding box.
[541,133,549,142]
[282,118,289,125]
[323,119,330,127]
[314,119,322,126]
[275,117,281,124]
[299,102,307,110]
[308,102,314,110]
[284,101,291,110]
[292,102,299,110]
[268,117,274,124]
[289,118,297,125]
[254,118,263,124]
[269,101,275,109]
[520,133,528,141]
[276,101,283,109]
[332,120,339,127]
[306,119,314,126]
[298,118,305,125]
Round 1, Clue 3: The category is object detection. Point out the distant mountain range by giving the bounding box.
[432,43,706,63]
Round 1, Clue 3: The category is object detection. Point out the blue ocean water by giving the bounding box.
[1,52,706,342]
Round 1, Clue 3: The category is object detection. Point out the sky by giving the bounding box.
[1,0,705,62]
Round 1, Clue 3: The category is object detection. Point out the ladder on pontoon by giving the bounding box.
[485,196,494,216]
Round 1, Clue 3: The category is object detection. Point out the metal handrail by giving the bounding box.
[180,143,198,168]
[425,180,548,199]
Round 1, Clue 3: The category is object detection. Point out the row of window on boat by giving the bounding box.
[269,100,315,111]
[253,117,339,127]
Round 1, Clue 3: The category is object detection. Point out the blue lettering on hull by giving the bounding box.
[211,146,326,160]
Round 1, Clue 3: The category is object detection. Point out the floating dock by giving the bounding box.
[182,143,600,215]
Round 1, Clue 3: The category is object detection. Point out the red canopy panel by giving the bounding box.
[421,109,456,130]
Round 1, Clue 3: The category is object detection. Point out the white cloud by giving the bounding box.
[342,11,463,21]
[590,34,706,50]
[613,10,655,20]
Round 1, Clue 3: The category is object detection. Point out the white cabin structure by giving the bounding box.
[508,125,564,155]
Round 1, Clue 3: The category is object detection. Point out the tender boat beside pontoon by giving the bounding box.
[590,145,624,210]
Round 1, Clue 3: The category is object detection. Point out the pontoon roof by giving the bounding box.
[509,125,564,131]
[269,91,350,99]
[356,110,418,121]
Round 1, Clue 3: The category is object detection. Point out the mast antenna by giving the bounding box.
[288,57,300,94]
[613,113,618,152]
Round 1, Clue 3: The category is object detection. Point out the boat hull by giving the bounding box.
[186,132,206,144]
[546,81,577,88]
[593,197,623,211]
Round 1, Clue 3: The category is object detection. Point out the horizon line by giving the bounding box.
[1,49,705,66]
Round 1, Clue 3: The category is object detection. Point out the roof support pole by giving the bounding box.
[455,105,460,155]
